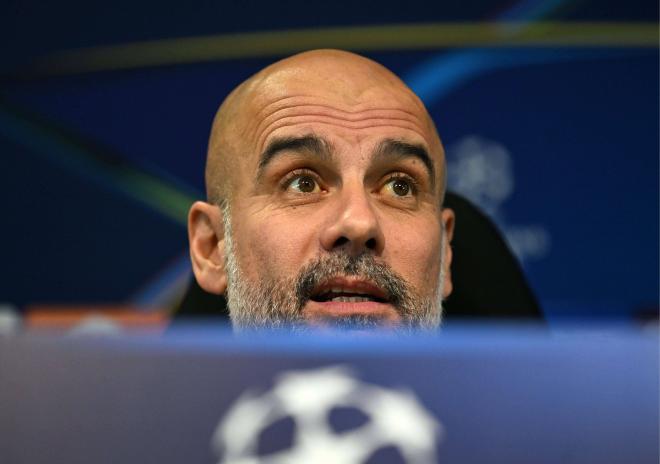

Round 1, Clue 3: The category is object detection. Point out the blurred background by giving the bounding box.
[0,0,657,328]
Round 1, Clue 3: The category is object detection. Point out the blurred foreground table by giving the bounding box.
[0,323,657,464]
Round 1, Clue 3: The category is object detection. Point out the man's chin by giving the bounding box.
[302,300,402,330]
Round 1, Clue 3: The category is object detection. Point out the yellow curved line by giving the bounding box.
[32,21,659,75]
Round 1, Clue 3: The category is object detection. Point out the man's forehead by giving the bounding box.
[237,64,438,152]
[244,63,425,118]
[208,50,446,198]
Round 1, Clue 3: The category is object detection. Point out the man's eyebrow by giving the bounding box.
[258,135,332,174]
[374,139,436,187]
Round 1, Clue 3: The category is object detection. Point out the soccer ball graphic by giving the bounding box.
[212,366,442,464]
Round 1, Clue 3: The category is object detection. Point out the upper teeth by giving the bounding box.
[328,286,367,295]
[331,296,372,303]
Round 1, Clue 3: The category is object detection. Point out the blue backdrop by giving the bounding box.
[1,0,657,322]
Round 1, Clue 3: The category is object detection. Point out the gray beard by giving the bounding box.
[222,203,446,332]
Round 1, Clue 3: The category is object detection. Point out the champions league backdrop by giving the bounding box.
[0,0,657,322]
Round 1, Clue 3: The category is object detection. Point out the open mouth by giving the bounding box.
[303,276,401,326]
[311,290,387,304]
[309,279,389,304]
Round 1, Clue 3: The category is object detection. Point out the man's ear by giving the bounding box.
[441,207,455,299]
[188,201,227,295]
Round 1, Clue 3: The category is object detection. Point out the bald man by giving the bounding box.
[188,49,454,331]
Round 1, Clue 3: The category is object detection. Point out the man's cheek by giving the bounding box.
[392,231,442,290]
[240,218,312,278]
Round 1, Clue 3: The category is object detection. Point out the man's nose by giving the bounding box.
[319,185,385,255]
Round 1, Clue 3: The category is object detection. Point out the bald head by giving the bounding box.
[205,49,445,205]
[190,49,455,330]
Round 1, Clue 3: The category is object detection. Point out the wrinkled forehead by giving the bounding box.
[208,55,447,202]
[238,65,442,155]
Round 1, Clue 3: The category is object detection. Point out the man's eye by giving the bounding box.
[383,177,415,197]
[287,174,321,193]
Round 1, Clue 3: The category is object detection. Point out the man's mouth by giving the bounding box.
[309,278,390,304]
[303,277,402,328]
[311,288,388,304]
